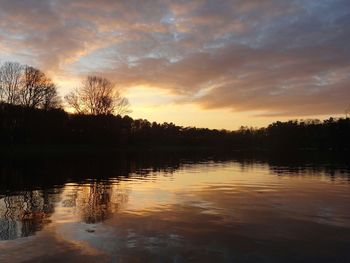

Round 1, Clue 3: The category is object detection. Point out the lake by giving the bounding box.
[0,151,349,262]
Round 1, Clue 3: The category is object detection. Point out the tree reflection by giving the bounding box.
[62,181,129,224]
[0,189,61,240]
[0,151,349,240]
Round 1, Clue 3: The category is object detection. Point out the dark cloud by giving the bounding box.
[0,0,349,116]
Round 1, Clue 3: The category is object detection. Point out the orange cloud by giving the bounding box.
[0,0,349,118]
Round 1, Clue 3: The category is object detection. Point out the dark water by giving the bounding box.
[0,151,349,262]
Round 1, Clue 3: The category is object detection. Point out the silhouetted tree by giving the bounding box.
[65,76,130,115]
[41,84,61,110]
[18,66,60,109]
[0,62,61,110]
[0,62,22,104]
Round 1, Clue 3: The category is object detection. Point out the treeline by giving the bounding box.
[0,102,349,151]
[0,61,349,151]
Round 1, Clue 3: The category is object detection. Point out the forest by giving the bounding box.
[0,102,349,151]
[0,61,349,151]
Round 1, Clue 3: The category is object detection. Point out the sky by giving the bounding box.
[0,0,349,130]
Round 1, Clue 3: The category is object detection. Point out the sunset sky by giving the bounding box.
[0,0,349,129]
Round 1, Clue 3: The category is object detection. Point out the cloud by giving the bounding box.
[0,0,349,116]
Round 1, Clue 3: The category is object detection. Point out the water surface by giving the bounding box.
[0,152,349,262]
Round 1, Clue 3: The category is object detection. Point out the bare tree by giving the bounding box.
[41,84,62,110]
[65,76,131,115]
[18,66,61,109]
[19,66,46,108]
[115,97,131,116]
[65,89,83,114]
[0,62,23,104]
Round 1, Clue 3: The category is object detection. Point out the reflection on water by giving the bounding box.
[0,189,61,240]
[0,151,349,262]
[62,181,129,224]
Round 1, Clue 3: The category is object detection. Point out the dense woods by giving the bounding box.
[0,61,349,152]
[0,102,349,151]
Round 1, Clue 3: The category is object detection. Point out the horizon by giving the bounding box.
[1,0,349,129]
